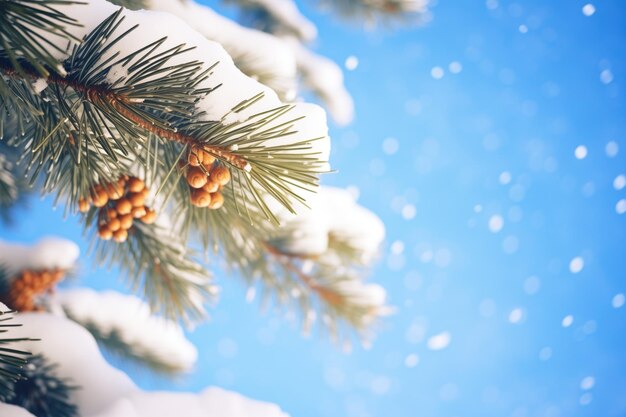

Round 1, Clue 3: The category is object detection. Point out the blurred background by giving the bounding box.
[2,0,626,416]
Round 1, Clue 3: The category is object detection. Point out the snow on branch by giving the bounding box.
[58,288,198,373]
[0,237,79,277]
[288,41,355,126]
[146,0,298,100]
[9,313,291,417]
[250,187,389,341]
[320,0,431,25]
[235,0,318,41]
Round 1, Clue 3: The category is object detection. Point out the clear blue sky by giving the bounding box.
[2,1,626,416]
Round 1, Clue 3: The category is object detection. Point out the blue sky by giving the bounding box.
[2,1,626,416]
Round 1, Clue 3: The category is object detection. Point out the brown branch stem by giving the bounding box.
[0,62,249,169]
[264,243,344,306]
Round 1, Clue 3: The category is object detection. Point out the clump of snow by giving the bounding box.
[10,313,137,415]
[23,0,118,61]
[243,0,317,41]
[287,39,354,126]
[10,313,291,417]
[146,0,297,99]
[270,186,384,261]
[31,78,48,94]
[106,63,129,86]
[57,288,198,372]
[0,237,80,277]
[0,403,36,417]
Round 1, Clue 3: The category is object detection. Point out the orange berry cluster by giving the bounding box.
[78,176,157,243]
[3,269,64,312]
[185,147,230,209]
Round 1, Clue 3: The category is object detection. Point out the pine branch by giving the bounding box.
[257,242,388,341]
[87,216,215,321]
[0,0,83,77]
[71,321,189,374]
[4,354,78,417]
[1,7,328,220]
[317,0,431,24]
[0,150,21,222]
[0,300,37,402]
[106,0,146,10]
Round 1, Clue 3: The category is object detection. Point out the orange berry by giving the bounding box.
[210,165,231,186]
[78,198,90,213]
[141,208,157,224]
[91,187,109,208]
[119,213,133,229]
[199,149,216,166]
[98,226,113,240]
[129,192,145,208]
[113,229,128,243]
[209,191,224,209]
[190,188,211,208]
[115,198,132,215]
[186,166,208,189]
[108,218,121,232]
[140,187,150,198]
[105,182,124,200]
[105,207,118,219]
[131,206,147,219]
[128,177,145,193]
[188,151,202,167]
[202,180,219,193]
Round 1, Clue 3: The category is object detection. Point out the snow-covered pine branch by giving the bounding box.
[58,288,198,374]
[1,0,333,319]
[9,312,291,417]
[248,187,390,342]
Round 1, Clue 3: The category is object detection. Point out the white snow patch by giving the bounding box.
[32,78,48,94]
[58,288,198,372]
[244,0,317,41]
[582,3,596,16]
[288,39,354,125]
[106,63,129,86]
[0,403,36,417]
[10,313,290,417]
[569,256,584,274]
[0,237,79,277]
[427,331,451,351]
[146,0,297,98]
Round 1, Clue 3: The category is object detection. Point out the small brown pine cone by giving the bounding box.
[113,229,128,243]
[98,226,113,240]
[78,198,90,213]
[119,213,134,230]
[91,187,109,208]
[186,166,208,189]
[129,192,145,208]
[108,218,121,232]
[131,206,147,219]
[141,208,157,224]
[210,165,231,186]
[190,188,211,208]
[115,198,132,215]
[209,191,224,209]
[128,177,145,193]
